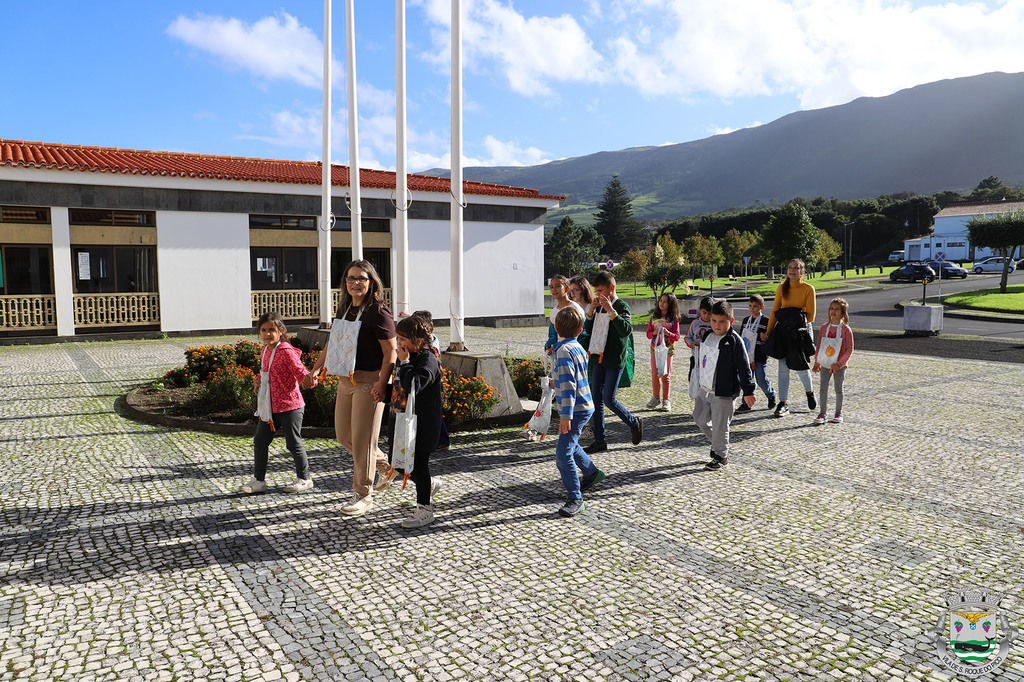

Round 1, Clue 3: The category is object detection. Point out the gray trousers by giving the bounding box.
[693,391,735,459]
[254,408,309,481]
[818,367,846,416]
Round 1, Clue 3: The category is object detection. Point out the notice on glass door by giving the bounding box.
[78,252,91,280]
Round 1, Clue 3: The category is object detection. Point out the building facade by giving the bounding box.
[901,200,1024,262]
[0,140,560,338]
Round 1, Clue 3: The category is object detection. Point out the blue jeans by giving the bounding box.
[777,357,812,401]
[591,363,638,442]
[753,361,776,400]
[556,411,598,500]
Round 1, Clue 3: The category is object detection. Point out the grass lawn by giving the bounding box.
[745,279,850,296]
[943,284,1024,313]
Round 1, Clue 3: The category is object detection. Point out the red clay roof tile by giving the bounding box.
[0,139,563,201]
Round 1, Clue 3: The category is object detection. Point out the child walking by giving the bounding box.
[646,293,681,411]
[391,314,445,528]
[238,312,314,494]
[545,275,585,354]
[812,298,854,425]
[693,300,756,471]
[551,306,604,517]
[736,294,777,413]
[583,271,642,453]
[684,296,715,394]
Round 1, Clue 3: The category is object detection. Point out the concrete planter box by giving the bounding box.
[903,304,943,336]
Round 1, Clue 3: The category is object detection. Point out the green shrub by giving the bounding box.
[441,368,500,428]
[161,366,196,388]
[311,374,339,418]
[197,364,256,417]
[184,344,237,382]
[506,357,547,401]
[233,339,261,373]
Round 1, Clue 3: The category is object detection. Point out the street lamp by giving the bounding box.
[842,221,856,277]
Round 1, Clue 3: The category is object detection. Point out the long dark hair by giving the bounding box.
[336,259,387,314]
[781,258,806,297]
[568,275,594,306]
[657,293,680,322]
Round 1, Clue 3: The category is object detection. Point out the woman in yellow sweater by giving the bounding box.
[764,259,816,417]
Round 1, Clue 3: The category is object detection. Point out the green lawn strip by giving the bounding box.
[745,279,849,296]
[942,284,1024,313]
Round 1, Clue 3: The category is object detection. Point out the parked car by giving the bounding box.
[889,263,936,283]
[925,261,968,279]
[972,257,1017,274]
[888,250,904,262]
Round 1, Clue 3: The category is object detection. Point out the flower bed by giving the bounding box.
[505,356,547,401]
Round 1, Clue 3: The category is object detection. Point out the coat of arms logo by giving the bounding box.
[928,586,1017,677]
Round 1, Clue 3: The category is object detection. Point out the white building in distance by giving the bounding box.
[902,200,1024,262]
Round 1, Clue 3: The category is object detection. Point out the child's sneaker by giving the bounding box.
[830,413,844,423]
[806,391,817,410]
[283,477,313,493]
[705,458,727,471]
[374,469,399,492]
[734,402,751,414]
[430,476,443,498]
[237,479,267,494]
[774,401,789,417]
[646,396,662,409]
[400,504,435,528]
[579,469,606,492]
[661,399,671,412]
[558,498,586,517]
[813,414,826,425]
[767,395,777,410]
[584,440,607,455]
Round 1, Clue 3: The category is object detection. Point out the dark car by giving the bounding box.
[925,261,968,279]
[890,263,936,283]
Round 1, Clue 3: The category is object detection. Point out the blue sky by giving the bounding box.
[3,0,1023,173]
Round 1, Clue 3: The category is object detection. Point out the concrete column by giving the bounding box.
[50,207,75,336]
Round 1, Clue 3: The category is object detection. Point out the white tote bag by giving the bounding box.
[254,344,279,430]
[525,378,554,441]
[816,324,844,369]
[588,311,610,357]
[688,347,701,399]
[654,327,669,378]
[391,384,417,487]
[325,305,364,383]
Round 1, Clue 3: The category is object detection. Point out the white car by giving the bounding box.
[972,257,1017,274]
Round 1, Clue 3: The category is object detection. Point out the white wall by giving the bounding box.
[49,207,76,336]
[156,211,252,332]
[404,219,543,320]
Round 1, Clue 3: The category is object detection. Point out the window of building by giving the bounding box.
[947,241,966,247]
[331,248,391,288]
[250,247,318,290]
[72,246,156,293]
[333,218,390,233]
[69,209,155,227]
[933,242,942,248]
[249,215,317,230]
[0,246,53,294]
[0,206,50,224]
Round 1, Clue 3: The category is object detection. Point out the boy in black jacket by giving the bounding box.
[735,294,777,413]
[694,300,756,470]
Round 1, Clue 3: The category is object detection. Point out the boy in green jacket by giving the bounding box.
[582,271,642,454]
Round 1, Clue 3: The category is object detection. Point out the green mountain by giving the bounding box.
[427,72,1024,226]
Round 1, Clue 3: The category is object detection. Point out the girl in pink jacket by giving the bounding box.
[645,293,681,411]
[238,312,314,494]
[812,298,854,425]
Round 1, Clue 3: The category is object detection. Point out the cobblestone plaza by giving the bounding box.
[2,327,1023,681]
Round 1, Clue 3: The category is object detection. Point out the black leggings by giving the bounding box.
[411,446,433,506]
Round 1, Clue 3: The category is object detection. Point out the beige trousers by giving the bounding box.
[335,369,389,498]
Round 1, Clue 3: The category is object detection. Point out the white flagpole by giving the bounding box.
[395,0,410,316]
[319,0,333,327]
[346,0,363,260]
[448,0,465,350]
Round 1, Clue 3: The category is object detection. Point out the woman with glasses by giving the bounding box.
[764,258,817,417]
[310,260,397,516]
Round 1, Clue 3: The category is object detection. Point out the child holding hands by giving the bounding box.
[238,312,315,494]
[551,306,604,517]
[646,293,681,411]
[812,298,854,425]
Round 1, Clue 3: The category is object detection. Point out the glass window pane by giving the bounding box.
[115,247,156,292]
[283,249,317,289]
[72,247,114,293]
[331,249,353,288]
[3,247,53,294]
[251,248,282,290]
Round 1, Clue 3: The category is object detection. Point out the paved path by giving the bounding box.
[2,329,1023,681]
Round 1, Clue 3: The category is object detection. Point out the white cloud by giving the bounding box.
[167,13,336,88]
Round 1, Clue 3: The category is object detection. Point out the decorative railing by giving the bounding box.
[253,288,393,321]
[0,295,57,330]
[73,293,160,327]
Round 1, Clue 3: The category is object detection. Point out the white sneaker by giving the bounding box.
[661,399,671,412]
[830,413,844,423]
[400,504,435,529]
[283,477,313,493]
[237,479,267,494]
[341,495,373,517]
[645,396,662,409]
[430,476,443,499]
[813,414,826,425]
[374,469,398,492]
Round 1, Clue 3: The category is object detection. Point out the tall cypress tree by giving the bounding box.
[592,175,645,257]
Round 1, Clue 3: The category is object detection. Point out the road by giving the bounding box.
[826,269,1024,340]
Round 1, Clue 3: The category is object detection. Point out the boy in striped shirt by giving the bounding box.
[551,306,606,517]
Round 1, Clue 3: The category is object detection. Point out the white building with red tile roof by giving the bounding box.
[0,139,562,337]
